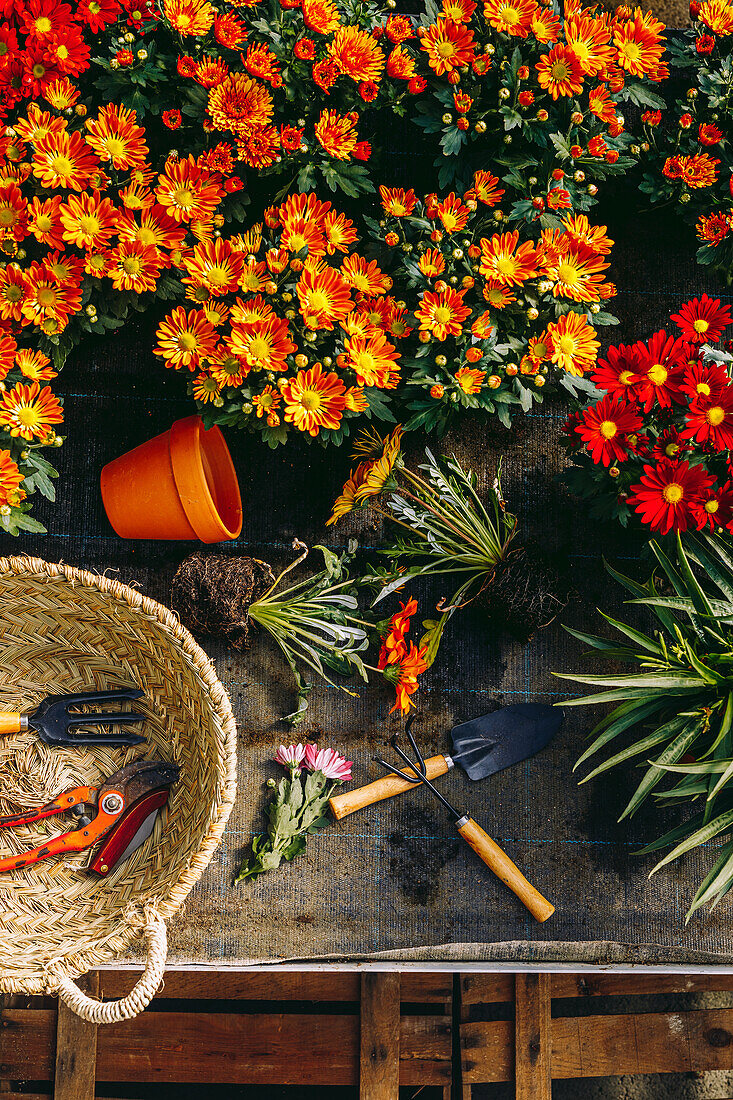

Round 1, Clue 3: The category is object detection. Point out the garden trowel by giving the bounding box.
[328,703,562,820]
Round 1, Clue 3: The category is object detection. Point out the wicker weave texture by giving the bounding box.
[0,555,237,994]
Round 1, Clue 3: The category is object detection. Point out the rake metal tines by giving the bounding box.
[374,715,462,821]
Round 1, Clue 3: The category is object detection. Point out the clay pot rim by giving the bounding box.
[169,416,243,543]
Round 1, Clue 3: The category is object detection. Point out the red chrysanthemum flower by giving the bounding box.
[671,295,733,344]
[681,384,733,450]
[680,359,731,403]
[576,393,643,467]
[628,459,714,534]
[591,342,644,399]
[632,330,687,410]
[689,479,733,531]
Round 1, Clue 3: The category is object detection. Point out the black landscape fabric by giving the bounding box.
[6,189,733,966]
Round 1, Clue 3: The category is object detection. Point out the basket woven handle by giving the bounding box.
[55,913,167,1024]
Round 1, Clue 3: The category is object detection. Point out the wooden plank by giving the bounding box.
[0,1009,451,1086]
[97,970,451,1005]
[514,974,551,1100]
[53,974,99,1100]
[461,973,733,1006]
[462,1007,733,1083]
[360,974,401,1100]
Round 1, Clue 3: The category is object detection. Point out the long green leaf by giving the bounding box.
[686,839,733,921]
[619,720,702,821]
[556,672,707,689]
[650,806,733,873]
[686,534,733,606]
[597,611,664,656]
[562,624,633,654]
[574,697,669,771]
[675,532,715,617]
[637,812,705,854]
[579,715,689,784]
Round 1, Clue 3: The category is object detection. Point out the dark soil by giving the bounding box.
[171,552,276,649]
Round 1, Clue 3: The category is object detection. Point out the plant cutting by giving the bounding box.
[557,530,733,919]
[328,426,565,661]
[171,541,431,721]
[563,295,733,533]
[236,741,352,881]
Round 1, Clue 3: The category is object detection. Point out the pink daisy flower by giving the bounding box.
[304,744,353,782]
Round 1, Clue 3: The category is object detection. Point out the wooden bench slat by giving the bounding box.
[461,973,733,1006]
[514,974,551,1100]
[360,975,400,1100]
[1,1009,451,1086]
[97,971,451,1005]
[462,1007,733,1083]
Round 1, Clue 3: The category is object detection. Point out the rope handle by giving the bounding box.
[53,912,167,1024]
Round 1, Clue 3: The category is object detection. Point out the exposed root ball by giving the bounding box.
[482,543,568,642]
[171,552,275,650]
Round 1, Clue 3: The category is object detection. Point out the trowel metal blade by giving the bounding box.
[450,703,562,781]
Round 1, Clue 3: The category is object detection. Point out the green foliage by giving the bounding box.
[557,532,733,919]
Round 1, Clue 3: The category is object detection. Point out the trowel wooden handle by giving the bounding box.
[329,755,450,820]
[456,816,555,923]
[0,712,23,736]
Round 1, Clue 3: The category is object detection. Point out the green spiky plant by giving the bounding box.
[556,531,733,921]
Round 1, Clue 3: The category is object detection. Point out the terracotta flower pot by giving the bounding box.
[101,416,243,542]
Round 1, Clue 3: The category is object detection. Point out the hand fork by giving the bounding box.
[0,688,147,747]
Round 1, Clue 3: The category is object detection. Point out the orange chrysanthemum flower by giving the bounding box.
[420,16,476,75]
[386,45,416,80]
[0,182,28,243]
[564,13,615,77]
[455,365,485,393]
[342,331,401,387]
[252,384,281,418]
[418,249,446,278]
[472,170,505,207]
[0,266,26,323]
[84,104,149,171]
[436,192,471,234]
[380,186,417,217]
[330,25,385,82]
[341,254,390,295]
[243,43,281,84]
[314,110,359,161]
[0,333,16,381]
[155,156,224,223]
[297,262,354,330]
[216,11,249,47]
[237,126,281,169]
[194,55,229,89]
[116,206,186,254]
[546,313,600,375]
[613,8,665,78]
[43,76,79,110]
[535,43,584,98]
[561,215,614,256]
[679,152,719,189]
[15,349,56,381]
[21,263,81,331]
[483,0,537,37]
[0,449,25,508]
[699,0,733,33]
[482,285,515,309]
[208,74,274,138]
[279,192,331,257]
[301,0,340,34]
[588,83,616,124]
[479,230,539,287]
[281,362,347,436]
[226,315,297,373]
[191,372,224,404]
[387,642,429,715]
[59,192,118,250]
[543,240,609,302]
[107,239,162,293]
[32,128,100,191]
[164,0,215,35]
[531,6,561,42]
[184,238,245,297]
[28,195,65,248]
[14,104,66,145]
[155,307,220,370]
[0,381,63,441]
[324,210,358,254]
[416,286,470,340]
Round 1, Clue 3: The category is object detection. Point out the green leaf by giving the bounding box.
[619,720,702,821]
[579,714,691,785]
[650,807,733,874]
[574,696,670,771]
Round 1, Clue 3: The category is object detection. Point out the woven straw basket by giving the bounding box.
[0,556,237,1023]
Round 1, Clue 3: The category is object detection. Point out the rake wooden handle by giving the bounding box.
[329,755,450,820]
[0,712,24,736]
[456,816,555,923]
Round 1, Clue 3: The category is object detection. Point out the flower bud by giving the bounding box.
[442,113,453,124]
[430,383,444,399]
[435,354,447,367]
[499,87,510,99]
[526,306,539,320]
[534,375,545,387]
[475,120,487,133]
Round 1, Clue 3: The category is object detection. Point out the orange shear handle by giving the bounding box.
[0,794,122,873]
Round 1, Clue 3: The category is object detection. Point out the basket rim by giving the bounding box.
[0,554,238,994]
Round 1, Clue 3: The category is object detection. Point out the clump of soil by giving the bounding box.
[171,552,275,650]
[480,542,569,642]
